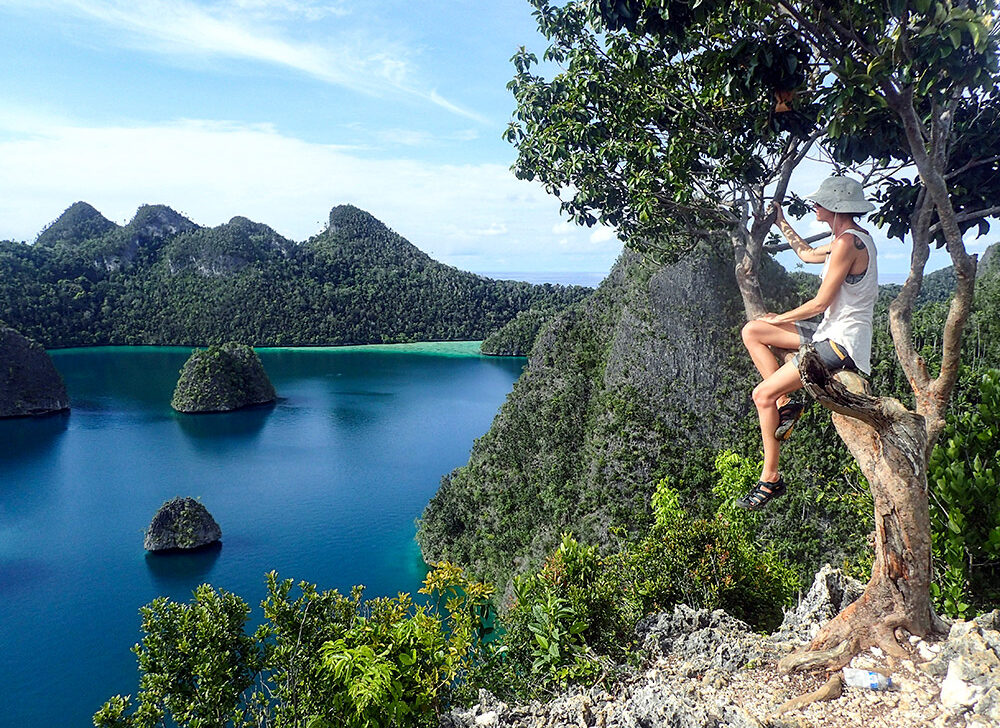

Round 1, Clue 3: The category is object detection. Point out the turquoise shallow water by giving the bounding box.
[0,345,523,727]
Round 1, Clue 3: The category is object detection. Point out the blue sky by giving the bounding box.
[0,0,980,281]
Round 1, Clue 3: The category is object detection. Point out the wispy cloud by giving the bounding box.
[0,113,621,272]
[0,0,487,123]
[229,0,351,22]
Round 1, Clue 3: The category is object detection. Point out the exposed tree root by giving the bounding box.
[772,673,843,717]
[778,640,853,674]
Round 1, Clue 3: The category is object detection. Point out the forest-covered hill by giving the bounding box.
[0,202,590,348]
[418,242,1000,596]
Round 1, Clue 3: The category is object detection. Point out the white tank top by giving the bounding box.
[812,229,878,374]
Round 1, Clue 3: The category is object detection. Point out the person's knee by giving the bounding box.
[741,320,760,346]
[752,383,777,409]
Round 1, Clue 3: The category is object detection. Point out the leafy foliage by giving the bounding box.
[507,0,817,262]
[928,368,1000,618]
[94,565,494,728]
[0,204,589,348]
[496,468,797,699]
[93,584,261,728]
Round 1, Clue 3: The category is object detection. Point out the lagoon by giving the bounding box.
[0,344,523,727]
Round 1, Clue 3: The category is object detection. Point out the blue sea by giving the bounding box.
[0,344,524,727]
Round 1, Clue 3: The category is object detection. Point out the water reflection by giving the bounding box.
[174,403,274,444]
[144,542,222,591]
[0,411,69,464]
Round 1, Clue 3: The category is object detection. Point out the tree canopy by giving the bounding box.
[508,0,1000,665]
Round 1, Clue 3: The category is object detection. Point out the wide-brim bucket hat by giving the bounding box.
[805,176,875,214]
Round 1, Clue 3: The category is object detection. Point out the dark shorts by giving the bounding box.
[793,321,858,372]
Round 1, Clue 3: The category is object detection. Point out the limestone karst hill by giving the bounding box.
[417,241,1000,597]
[0,203,590,348]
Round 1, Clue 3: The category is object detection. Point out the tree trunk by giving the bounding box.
[731,216,771,320]
[797,347,947,664]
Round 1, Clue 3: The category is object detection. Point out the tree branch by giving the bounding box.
[798,346,924,448]
[945,155,1000,180]
[889,188,934,399]
[928,205,1000,235]
[763,231,830,253]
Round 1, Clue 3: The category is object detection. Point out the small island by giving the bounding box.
[144,497,222,552]
[0,323,69,418]
[171,342,276,413]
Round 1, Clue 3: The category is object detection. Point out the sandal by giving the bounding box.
[775,402,805,441]
[736,477,787,510]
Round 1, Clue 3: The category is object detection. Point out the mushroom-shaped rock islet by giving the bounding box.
[171,342,276,413]
[144,497,222,551]
[0,323,69,418]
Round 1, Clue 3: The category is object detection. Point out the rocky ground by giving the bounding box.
[443,567,1000,728]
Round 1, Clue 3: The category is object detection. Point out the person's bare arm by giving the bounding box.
[772,203,829,264]
[761,236,855,324]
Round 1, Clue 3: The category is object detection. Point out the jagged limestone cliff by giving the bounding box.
[419,245,794,592]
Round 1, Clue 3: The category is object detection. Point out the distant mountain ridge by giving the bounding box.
[0,202,590,348]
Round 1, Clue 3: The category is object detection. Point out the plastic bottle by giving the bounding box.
[842,667,893,690]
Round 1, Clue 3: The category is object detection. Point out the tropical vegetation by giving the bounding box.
[0,203,589,349]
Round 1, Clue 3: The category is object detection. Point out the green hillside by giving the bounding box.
[0,203,590,348]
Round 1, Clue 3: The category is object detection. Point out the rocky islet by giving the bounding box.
[144,497,222,552]
[0,323,69,418]
[171,342,277,413]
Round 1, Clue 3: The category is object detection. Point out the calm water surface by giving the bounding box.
[0,344,523,727]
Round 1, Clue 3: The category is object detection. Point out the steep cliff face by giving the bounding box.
[418,245,781,592]
[0,324,69,418]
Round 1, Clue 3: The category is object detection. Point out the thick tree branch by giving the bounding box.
[882,81,977,450]
[763,230,829,253]
[889,190,934,398]
[928,205,1000,235]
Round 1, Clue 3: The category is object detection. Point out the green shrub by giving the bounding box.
[494,461,798,700]
[928,368,1000,618]
[95,564,494,728]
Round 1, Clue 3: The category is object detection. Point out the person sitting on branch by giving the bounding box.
[737,176,878,510]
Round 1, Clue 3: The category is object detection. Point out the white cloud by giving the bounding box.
[0,114,621,272]
[0,0,485,123]
[589,226,616,244]
[468,223,508,237]
[372,127,481,148]
[228,0,350,22]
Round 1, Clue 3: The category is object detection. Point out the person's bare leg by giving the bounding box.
[742,320,801,408]
[752,361,805,482]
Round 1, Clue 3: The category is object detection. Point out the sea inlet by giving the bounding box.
[0,344,524,727]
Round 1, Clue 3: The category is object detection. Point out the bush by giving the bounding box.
[95,564,494,728]
[495,458,798,699]
[928,368,1000,618]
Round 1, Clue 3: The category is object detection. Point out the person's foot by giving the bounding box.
[736,476,787,510]
[775,402,805,441]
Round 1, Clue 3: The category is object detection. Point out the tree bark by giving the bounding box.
[796,347,947,664]
[732,225,768,320]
